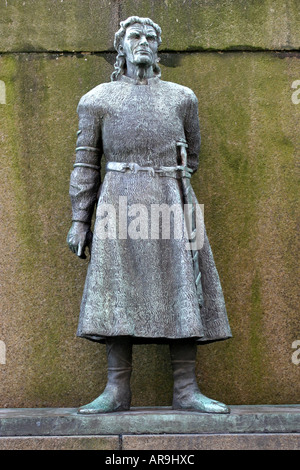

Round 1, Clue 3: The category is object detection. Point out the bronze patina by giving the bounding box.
[67,16,232,414]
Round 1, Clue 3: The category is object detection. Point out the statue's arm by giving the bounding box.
[67,96,102,258]
[184,92,201,173]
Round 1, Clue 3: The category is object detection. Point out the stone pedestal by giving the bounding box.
[0,406,300,450]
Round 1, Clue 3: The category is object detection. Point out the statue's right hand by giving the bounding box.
[67,221,93,259]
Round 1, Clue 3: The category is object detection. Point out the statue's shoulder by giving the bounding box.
[159,80,198,103]
[77,81,116,111]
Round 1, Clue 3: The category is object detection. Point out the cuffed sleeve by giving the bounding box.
[69,96,102,225]
[184,92,201,173]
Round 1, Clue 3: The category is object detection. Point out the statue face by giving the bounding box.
[121,23,159,67]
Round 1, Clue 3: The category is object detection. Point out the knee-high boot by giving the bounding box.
[78,336,132,414]
[169,339,229,413]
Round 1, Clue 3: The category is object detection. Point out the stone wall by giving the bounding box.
[0,0,299,408]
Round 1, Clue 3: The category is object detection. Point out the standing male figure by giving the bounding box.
[67,16,232,414]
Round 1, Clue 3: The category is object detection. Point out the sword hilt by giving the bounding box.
[176,140,188,167]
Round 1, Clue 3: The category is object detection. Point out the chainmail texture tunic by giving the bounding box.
[69,75,232,344]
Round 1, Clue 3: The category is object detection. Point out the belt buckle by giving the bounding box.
[128,163,155,176]
[147,167,155,177]
[128,162,140,174]
[119,163,129,172]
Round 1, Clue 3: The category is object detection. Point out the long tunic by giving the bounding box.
[69,75,232,344]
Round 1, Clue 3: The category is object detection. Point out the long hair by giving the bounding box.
[111,16,162,82]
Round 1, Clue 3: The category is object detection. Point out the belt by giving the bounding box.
[106,162,193,179]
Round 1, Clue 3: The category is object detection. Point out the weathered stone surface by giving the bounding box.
[1,406,300,449]
[1,406,300,437]
[122,433,300,450]
[2,432,300,450]
[0,0,120,53]
[0,0,299,53]
[0,51,299,408]
[121,0,300,51]
[0,53,112,409]
[0,435,119,450]
[174,52,300,406]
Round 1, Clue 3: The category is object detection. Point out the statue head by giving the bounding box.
[111,16,162,81]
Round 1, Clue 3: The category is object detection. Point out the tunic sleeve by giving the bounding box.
[184,92,201,173]
[69,96,102,225]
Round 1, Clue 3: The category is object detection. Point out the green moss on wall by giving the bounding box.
[0,49,299,406]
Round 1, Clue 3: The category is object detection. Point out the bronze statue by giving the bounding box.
[67,16,232,414]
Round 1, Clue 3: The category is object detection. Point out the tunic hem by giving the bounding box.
[77,332,232,345]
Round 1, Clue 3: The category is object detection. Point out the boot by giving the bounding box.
[78,336,132,414]
[169,339,229,413]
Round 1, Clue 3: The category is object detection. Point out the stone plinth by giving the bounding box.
[0,406,300,450]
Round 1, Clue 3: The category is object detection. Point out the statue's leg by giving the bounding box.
[169,339,229,413]
[78,336,132,414]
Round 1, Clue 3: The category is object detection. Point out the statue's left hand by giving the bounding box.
[67,221,93,259]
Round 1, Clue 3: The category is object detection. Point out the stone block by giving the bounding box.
[0,51,299,408]
[120,0,300,51]
[122,433,300,450]
[0,0,119,52]
[0,1,299,52]
[0,435,119,450]
[161,51,300,407]
[1,406,300,436]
